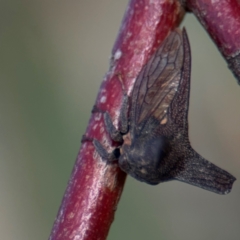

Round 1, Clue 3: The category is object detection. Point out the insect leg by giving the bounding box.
[103,93,129,142]
[119,93,129,134]
[92,106,123,142]
[90,81,129,162]
[93,139,120,162]
[104,112,123,142]
[115,73,129,134]
[82,134,120,162]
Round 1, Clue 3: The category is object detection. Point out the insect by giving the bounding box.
[93,28,236,194]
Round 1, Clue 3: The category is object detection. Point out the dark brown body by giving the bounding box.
[93,29,236,194]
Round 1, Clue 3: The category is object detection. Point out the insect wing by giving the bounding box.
[130,30,184,135]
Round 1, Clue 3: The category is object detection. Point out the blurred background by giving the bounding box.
[0,1,240,239]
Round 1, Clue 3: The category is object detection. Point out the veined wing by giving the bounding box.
[130,29,184,134]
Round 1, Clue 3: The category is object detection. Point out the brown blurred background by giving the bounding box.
[0,1,240,239]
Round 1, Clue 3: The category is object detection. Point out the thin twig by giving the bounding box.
[49,0,184,239]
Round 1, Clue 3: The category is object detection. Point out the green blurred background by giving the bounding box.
[0,1,240,239]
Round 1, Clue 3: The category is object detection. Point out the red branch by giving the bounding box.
[187,0,240,83]
[49,1,184,240]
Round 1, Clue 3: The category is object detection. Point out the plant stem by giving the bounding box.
[187,0,240,83]
[49,0,184,239]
